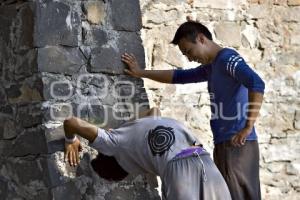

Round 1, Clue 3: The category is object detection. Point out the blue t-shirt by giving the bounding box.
[172,48,265,144]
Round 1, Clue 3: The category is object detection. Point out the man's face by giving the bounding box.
[178,35,208,64]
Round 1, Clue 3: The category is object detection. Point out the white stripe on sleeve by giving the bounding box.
[227,55,240,77]
[232,58,243,77]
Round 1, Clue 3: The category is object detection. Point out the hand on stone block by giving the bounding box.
[121,53,143,78]
[64,137,82,167]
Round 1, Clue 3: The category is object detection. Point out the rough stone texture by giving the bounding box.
[0,0,159,199]
[140,0,300,199]
[214,22,242,47]
[83,1,106,25]
[34,0,81,47]
[294,110,300,130]
[247,4,269,19]
[288,0,300,6]
[38,46,86,75]
[90,31,145,74]
[111,0,142,31]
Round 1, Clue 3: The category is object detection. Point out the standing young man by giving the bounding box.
[64,108,232,200]
[121,21,265,200]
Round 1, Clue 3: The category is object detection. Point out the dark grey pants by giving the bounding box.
[214,140,261,200]
[162,154,232,200]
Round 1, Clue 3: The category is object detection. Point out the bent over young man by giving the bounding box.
[121,21,265,200]
[64,108,231,200]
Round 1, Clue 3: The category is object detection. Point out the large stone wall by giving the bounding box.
[140,0,300,199]
[0,0,159,199]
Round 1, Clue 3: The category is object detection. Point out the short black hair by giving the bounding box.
[91,153,128,181]
[171,21,213,45]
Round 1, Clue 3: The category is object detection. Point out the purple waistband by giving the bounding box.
[174,146,207,159]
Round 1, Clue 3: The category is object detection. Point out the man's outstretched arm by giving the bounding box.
[64,117,98,142]
[64,117,98,166]
[121,53,209,84]
[121,53,174,83]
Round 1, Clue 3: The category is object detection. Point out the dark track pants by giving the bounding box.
[214,140,261,200]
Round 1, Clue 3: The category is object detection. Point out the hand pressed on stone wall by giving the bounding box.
[63,117,98,167]
[64,137,82,167]
[121,53,144,78]
[122,52,174,83]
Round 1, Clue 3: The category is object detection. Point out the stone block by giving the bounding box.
[14,49,38,81]
[9,126,48,157]
[291,34,300,45]
[151,0,186,5]
[43,102,74,122]
[5,84,22,99]
[83,1,106,25]
[34,0,81,47]
[5,76,43,104]
[288,0,300,5]
[75,72,111,100]
[90,31,145,74]
[266,162,285,173]
[104,182,159,200]
[51,181,82,200]
[0,179,8,200]
[42,73,73,101]
[280,6,300,22]
[0,86,7,106]
[38,46,86,75]
[273,0,287,5]
[0,3,34,51]
[111,75,148,103]
[43,101,124,127]
[90,46,122,74]
[15,2,34,51]
[113,81,135,99]
[16,103,43,128]
[104,187,136,200]
[262,143,300,163]
[144,9,179,24]
[73,103,127,129]
[0,156,51,196]
[214,22,241,47]
[45,125,64,154]
[83,26,108,46]
[294,110,300,130]
[247,4,269,19]
[0,105,15,117]
[165,46,184,67]
[0,117,18,140]
[286,160,300,175]
[110,0,142,31]
[274,51,297,66]
[0,5,17,47]
[79,103,106,124]
[249,0,259,3]
[194,0,240,9]
[0,176,48,200]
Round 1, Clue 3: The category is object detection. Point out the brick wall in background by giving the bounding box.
[140,0,300,199]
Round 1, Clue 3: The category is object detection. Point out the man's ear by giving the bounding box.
[196,33,205,44]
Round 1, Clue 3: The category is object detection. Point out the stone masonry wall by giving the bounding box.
[140,0,300,199]
[0,0,159,199]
